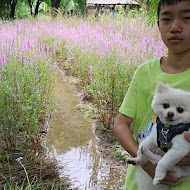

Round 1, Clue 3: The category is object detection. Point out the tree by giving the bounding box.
[9,0,18,19]
[34,0,42,16]
[27,0,43,17]
[27,0,34,15]
[0,0,17,19]
[74,0,86,14]
[0,0,9,18]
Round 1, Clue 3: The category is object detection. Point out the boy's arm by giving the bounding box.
[142,162,181,186]
[177,132,190,166]
[113,113,137,157]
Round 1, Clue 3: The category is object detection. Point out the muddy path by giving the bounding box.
[47,69,126,190]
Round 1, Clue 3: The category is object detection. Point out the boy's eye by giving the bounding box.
[183,17,190,20]
[163,103,170,109]
[177,107,184,113]
[161,18,171,22]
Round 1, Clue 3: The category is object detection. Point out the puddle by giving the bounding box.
[47,70,126,189]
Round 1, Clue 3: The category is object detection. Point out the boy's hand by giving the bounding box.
[178,132,190,166]
[142,162,181,187]
[160,171,182,186]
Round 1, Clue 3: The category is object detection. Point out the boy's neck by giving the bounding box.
[161,51,190,74]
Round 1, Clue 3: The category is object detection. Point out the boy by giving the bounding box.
[114,0,190,189]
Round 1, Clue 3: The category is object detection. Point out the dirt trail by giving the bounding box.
[47,70,126,190]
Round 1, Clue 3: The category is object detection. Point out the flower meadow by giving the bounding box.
[0,17,166,134]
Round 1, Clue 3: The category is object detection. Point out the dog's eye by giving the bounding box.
[163,103,170,109]
[177,107,184,113]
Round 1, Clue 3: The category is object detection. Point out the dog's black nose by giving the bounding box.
[167,112,174,118]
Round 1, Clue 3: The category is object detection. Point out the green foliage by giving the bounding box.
[15,1,30,18]
[134,0,158,24]
[89,56,137,128]
[147,0,158,25]
[0,0,10,19]
[61,0,86,14]
[0,59,54,156]
[113,143,127,161]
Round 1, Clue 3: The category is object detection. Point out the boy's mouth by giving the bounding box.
[168,36,183,44]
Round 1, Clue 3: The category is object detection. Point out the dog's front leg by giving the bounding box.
[141,146,162,164]
[153,147,189,184]
[127,129,157,166]
[127,144,149,165]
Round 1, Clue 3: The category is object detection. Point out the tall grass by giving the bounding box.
[0,59,54,157]
[0,156,69,189]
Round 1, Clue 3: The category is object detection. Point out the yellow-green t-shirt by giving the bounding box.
[119,57,190,190]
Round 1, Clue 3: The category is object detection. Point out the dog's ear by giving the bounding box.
[156,83,169,93]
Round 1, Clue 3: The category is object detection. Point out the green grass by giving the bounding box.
[0,57,69,189]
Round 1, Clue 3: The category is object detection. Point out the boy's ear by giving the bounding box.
[156,83,169,93]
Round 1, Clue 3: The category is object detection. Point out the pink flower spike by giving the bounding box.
[15,156,23,162]
[66,57,75,62]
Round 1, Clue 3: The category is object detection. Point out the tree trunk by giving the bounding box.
[9,0,17,19]
[51,0,61,18]
[27,0,33,15]
[34,0,42,17]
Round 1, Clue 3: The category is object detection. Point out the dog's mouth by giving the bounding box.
[166,118,174,121]
[165,117,175,123]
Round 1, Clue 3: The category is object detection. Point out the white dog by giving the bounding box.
[127,83,190,190]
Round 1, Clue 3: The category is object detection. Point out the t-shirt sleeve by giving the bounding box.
[119,69,138,119]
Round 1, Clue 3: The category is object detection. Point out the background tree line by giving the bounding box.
[0,0,157,21]
[0,0,86,19]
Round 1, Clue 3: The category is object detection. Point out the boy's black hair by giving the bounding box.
[157,0,190,17]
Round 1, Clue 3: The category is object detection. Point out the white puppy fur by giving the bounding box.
[127,83,190,190]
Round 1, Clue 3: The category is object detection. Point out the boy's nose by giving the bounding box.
[170,20,182,33]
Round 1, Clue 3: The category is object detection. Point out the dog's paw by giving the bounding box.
[153,169,166,185]
[153,178,160,185]
[127,158,138,165]
[140,146,147,155]
[127,160,137,165]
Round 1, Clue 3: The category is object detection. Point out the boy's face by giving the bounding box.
[158,1,190,54]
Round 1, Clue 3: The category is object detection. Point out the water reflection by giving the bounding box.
[48,140,125,190]
[47,71,125,189]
